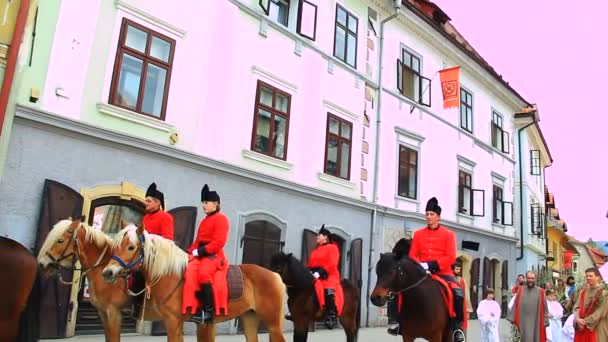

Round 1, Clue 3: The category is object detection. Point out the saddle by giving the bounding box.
[397,274,456,318]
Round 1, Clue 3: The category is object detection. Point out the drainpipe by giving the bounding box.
[366,0,400,327]
[0,0,31,138]
[543,166,549,271]
[516,114,536,261]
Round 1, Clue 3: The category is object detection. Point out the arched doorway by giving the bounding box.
[239,219,285,333]
[75,196,145,335]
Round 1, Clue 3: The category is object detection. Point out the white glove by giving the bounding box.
[420,262,429,270]
[312,272,320,279]
[192,249,199,257]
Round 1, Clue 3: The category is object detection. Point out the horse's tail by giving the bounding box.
[18,262,41,341]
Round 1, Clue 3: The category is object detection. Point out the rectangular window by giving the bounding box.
[530,203,542,235]
[493,185,503,224]
[270,0,290,26]
[458,170,485,216]
[396,48,431,107]
[324,114,352,180]
[296,0,318,40]
[109,18,175,120]
[553,241,558,260]
[530,150,541,175]
[398,145,418,199]
[491,111,510,153]
[251,80,291,160]
[460,88,473,133]
[333,4,358,68]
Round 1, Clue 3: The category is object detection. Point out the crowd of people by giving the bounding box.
[475,269,607,342]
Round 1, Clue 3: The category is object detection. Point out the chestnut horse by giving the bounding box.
[370,238,451,342]
[0,236,38,342]
[102,224,287,342]
[37,218,129,342]
[269,252,360,342]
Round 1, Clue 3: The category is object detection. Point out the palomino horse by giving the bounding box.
[269,252,360,342]
[370,238,452,342]
[0,236,38,342]
[102,224,287,342]
[37,217,129,342]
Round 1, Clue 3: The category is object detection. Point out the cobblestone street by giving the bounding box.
[70,319,513,341]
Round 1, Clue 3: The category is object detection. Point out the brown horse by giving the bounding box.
[0,236,38,341]
[370,238,451,342]
[101,224,287,342]
[37,218,129,342]
[269,252,359,342]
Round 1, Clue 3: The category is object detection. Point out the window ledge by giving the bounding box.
[317,172,357,190]
[456,212,474,220]
[251,66,298,92]
[322,100,359,121]
[115,0,186,38]
[395,195,419,203]
[241,149,293,170]
[97,103,174,133]
[492,223,506,231]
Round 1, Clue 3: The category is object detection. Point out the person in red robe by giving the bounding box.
[387,197,465,342]
[142,182,174,240]
[573,268,605,342]
[307,225,344,329]
[132,182,175,316]
[182,184,229,324]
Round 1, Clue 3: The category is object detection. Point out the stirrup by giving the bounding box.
[452,328,465,342]
[324,315,338,330]
[387,323,400,336]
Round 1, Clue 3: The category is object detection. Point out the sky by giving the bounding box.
[434,0,608,241]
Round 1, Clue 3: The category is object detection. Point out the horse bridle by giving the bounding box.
[47,224,109,284]
[392,257,429,294]
[110,234,145,271]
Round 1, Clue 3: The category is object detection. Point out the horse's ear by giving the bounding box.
[136,223,144,236]
[120,220,128,229]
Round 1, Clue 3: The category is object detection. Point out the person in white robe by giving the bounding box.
[561,313,575,342]
[477,289,502,342]
[546,289,564,342]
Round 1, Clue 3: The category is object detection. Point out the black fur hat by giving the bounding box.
[425,197,442,215]
[145,182,165,209]
[201,184,220,203]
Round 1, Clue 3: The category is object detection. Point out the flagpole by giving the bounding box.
[409,71,439,114]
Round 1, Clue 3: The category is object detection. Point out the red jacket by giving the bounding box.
[142,210,174,240]
[409,225,456,276]
[188,212,229,258]
[307,242,341,287]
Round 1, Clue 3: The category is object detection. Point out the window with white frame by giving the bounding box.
[491,111,509,154]
[258,0,318,40]
[458,170,485,216]
[530,150,541,175]
[396,47,431,106]
[398,145,418,199]
[333,4,358,68]
[460,88,473,133]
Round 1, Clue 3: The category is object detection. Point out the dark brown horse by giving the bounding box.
[269,252,359,342]
[0,236,38,342]
[370,238,451,342]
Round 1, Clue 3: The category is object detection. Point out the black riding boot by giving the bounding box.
[386,294,400,336]
[201,283,215,324]
[451,290,465,342]
[190,289,206,324]
[324,289,338,329]
[131,271,146,318]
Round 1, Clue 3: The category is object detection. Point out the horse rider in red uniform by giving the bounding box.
[307,225,343,329]
[132,182,175,314]
[386,197,466,342]
[182,184,229,324]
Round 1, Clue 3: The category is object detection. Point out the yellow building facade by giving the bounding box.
[545,188,578,280]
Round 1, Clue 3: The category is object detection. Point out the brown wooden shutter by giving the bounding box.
[483,257,491,299]
[470,258,480,314]
[348,238,363,327]
[168,206,197,251]
[501,260,509,317]
[301,229,317,265]
[35,179,84,338]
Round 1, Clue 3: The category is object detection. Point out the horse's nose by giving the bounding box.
[370,295,384,306]
[102,268,114,280]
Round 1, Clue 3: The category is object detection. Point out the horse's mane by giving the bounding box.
[271,252,315,288]
[114,225,188,279]
[37,219,112,260]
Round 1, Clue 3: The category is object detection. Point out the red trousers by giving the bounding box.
[313,279,344,316]
[575,328,597,342]
[182,257,220,314]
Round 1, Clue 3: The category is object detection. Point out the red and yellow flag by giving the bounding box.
[439,67,460,109]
